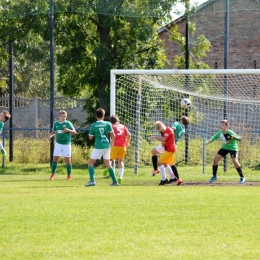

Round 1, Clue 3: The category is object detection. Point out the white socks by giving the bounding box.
[159,165,175,180]
[165,165,175,179]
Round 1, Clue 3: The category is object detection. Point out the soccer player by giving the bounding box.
[151,121,177,185]
[48,110,76,180]
[170,116,190,184]
[103,115,131,184]
[0,110,11,157]
[207,119,245,184]
[151,116,190,185]
[85,108,119,186]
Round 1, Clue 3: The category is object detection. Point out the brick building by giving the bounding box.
[159,0,260,69]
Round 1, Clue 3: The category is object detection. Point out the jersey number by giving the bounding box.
[115,126,123,136]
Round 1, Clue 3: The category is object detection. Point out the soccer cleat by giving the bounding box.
[1,148,7,157]
[158,179,169,185]
[67,175,72,180]
[103,169,109,177]
[85,181,96,186]
[176,178,182,186]
[49,174,55,180]
[151,169,160,176]
[117,177,122,185]
[168,177,178,184]
[240,177,245,184]
[209,176,217,183]
[110,182,119,186]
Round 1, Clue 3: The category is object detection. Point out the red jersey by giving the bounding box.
[161,126,176,152]
[112,123,129,147]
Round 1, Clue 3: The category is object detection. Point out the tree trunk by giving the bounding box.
[97,14,111,116]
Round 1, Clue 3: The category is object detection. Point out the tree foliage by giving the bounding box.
[0,0,183,104]
[169,4,212,70]
[171,28,212,69]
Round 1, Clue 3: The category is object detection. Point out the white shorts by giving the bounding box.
[53,143,71,157]
[90,148,111,160]
[155,144,165,154]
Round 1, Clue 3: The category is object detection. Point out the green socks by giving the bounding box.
[108,167,117,183]
[88,165,95,181]
[66,164,72,175]
[51,162,58,174]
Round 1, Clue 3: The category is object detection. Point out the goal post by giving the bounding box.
[110,69,260,175]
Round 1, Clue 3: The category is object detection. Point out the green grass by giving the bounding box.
[0,165,260,259]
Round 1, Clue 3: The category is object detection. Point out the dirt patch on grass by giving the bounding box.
[181,181,260,186]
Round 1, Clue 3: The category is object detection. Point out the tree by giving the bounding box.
[170,23,212,69]
[54,11,175,116]
[0,0,51,98]
[168,0,212,69]
[0,0,185,108]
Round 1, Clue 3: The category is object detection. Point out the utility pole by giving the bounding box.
[8,41,14,162]
[49,0,55,165]
[185,0,190,164]
[223,0,229,172]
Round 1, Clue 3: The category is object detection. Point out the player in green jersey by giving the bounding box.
[48,110,76,180]
[207,119,245,184]
[0,110,11,157]
[170,116,190,184]
[151,116,190,185]
[85,108,119,186]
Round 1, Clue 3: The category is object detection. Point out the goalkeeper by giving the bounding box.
[207,119,245,184]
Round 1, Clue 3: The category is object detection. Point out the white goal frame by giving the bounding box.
[110,69,260,174]
[111,69,260,114]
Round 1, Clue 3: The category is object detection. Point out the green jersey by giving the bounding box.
[52,120,75,145]
[210,129,241,151]
[0,122,4,134]
[172,122,185,145]
[89,120,113,149]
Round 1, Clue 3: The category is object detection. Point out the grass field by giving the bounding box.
[1,163,260,259]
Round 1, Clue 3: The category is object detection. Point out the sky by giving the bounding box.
[192,0,208,4]
[172,0,209,19]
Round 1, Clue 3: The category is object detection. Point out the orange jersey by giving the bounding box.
[161,126,176,152]
[112,123,129,147]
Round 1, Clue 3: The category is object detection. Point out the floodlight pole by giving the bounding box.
[223,0,229,172]
[49,0,55,165]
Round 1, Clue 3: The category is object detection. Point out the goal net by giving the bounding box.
[110,69,260,176]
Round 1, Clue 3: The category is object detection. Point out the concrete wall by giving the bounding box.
[0,97,86,129]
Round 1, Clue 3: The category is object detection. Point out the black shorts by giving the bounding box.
[217,148,237,158]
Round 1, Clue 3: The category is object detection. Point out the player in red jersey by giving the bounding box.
[151,116,190,185]
[151,121,177,185]
[103,115,131,184]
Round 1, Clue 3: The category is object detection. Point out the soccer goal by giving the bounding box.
[110,69,260,174]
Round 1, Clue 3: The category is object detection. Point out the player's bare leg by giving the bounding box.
[231,157,245,184]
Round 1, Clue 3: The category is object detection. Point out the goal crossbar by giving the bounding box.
[110,69,260,174]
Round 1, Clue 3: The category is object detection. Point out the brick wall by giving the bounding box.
[159,0,260,69]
